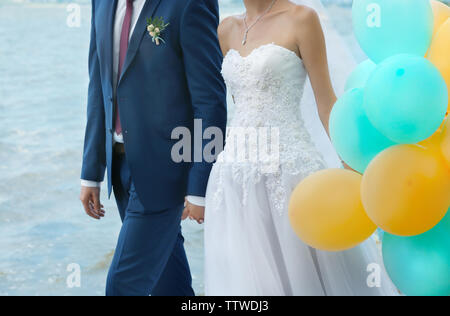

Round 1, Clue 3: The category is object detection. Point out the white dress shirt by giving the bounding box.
[112,0,146,144]
[81,0,205,207]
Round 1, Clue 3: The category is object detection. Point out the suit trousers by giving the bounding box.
[106,152,195,296]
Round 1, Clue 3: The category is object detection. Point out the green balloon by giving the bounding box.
[345,59,377,92]
[382,210,450,296]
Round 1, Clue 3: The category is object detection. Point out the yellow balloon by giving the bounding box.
[418,120,444,152]
[361,145,450,237]
[442,118,450,165]
[428,19,450,112]
[430,0,450,38]
[289,169,376,252]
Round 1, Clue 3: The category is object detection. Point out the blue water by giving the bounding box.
[0,0,429,296]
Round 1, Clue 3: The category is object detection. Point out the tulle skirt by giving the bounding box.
[204,164,399,296]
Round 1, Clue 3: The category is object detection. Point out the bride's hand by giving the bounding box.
[183,200,205,224]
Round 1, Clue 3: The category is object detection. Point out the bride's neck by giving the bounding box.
[243,0,278,19]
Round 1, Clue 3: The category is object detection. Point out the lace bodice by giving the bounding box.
[210,44,327,215]
[223,44,307,130]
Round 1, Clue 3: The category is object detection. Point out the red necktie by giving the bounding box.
[115,0,134,136]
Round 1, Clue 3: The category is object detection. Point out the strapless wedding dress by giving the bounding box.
[204,44,398,296]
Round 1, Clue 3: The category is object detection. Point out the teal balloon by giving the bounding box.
[364,54,448,144]
[382,210,450,296]
[352,0,433,63]
[345,59,377,91]
[329,88,396,173]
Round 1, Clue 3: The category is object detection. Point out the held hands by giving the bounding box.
[182,198,205,224]
[80,186,105,220]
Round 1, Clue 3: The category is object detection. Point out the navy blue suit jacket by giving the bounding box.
[81,0,227,211]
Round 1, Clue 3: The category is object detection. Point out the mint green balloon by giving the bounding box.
[329,88,396,173]
[352,0,434,63]
[364,54,448,144]
[345,59,377,92]
[382,210,450,296]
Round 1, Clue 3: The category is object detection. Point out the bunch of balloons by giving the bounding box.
[289,0,450,296]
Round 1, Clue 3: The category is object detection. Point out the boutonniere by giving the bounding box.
[146,17,169,46]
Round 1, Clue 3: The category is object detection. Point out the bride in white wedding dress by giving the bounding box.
[203,0,399,296]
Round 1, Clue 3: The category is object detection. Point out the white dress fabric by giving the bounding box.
[204,44,399,296]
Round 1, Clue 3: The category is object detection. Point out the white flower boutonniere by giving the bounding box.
[146,17,169,46]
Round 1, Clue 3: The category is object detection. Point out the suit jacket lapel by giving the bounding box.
[98,0,118,93]
[119,0,163,84]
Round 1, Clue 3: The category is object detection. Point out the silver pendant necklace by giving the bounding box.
[242,0,278,46]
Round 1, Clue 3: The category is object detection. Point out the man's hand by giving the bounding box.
[80,186,105,220]
[182,199,205,224]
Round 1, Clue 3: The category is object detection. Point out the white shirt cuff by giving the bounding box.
[81,180,101,188]
[113,131,124,144]
[186,195,205,207]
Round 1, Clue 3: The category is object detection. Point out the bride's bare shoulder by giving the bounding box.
[289,3,319,26]
[286,3,322,35]
[218,14,243,38]
[218,14,243,53]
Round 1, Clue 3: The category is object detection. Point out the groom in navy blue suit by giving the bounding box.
[79,0,226,296]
